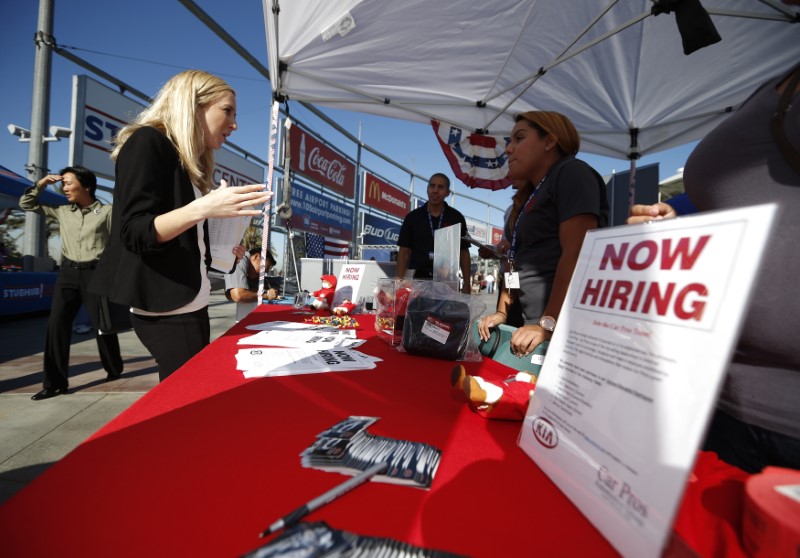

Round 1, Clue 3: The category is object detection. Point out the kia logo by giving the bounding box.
[531,416,558,448]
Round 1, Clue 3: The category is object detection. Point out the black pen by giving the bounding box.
[259,461,389,538]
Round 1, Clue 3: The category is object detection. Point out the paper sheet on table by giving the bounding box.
[237,347,381,378]
[237,329,365,350]
[207,215,252,273]
[245,320,338,332]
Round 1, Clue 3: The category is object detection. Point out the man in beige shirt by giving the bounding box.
[20,166,123,400]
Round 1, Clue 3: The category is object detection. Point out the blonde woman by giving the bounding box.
[91,70,269,380]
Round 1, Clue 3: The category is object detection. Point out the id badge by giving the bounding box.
[504,271,520,289]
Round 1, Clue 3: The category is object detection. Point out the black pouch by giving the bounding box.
[402,296,471,360]
[97,296,132,334]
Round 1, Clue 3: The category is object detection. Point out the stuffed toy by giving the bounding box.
[373,284,411,315]
[332,299,357,316]
[309,275,337,313]
[451,342,548,421]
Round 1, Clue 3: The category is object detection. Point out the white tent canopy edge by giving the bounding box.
[262,0,799,161]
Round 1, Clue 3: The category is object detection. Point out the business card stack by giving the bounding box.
[300,416,441,489]
[244,521,467,558]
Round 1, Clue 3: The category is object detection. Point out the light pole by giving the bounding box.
[20,0,55,270]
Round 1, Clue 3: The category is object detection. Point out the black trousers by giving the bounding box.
[131,307,210,382]
[43,264,123,389]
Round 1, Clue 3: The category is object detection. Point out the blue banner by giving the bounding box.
[361,213,401,245]
[288,182,354,241]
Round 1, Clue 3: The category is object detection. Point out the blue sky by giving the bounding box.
[2,0,695,265]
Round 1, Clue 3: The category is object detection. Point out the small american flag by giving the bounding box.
[306,233,349,259]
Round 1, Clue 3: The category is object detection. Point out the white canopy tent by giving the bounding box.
[262,0,799,165]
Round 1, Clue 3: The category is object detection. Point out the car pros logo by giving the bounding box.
[531,416,558,448]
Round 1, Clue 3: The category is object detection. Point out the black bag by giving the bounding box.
[402,296,471,361]
[97,296,132,334]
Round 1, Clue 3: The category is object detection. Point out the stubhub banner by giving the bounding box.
[361,212,401,245]
[70,75,263,186]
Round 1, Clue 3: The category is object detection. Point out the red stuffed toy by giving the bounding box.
[451,341,549,421]
[310,275,337,314]
[332,299,356,316]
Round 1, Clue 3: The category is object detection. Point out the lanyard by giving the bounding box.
[427,204,445,237]
[508,175,546,268]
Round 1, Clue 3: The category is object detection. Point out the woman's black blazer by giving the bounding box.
[91,126,211,313]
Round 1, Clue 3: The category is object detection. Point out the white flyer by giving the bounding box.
[208,215,252,272]
[237,329,364,350]
[518,204,776,558]
[237,347,380,378]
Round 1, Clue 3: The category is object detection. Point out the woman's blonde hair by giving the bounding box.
[514,111,580,157]
[111,70,234,193]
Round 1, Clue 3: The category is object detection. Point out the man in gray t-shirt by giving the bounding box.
[225,248,278,322]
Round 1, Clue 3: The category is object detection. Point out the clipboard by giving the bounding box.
[462,235,500,258]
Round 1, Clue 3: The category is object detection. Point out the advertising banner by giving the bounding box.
[465,217,488,244]
[518,204,777,557]
[491,226,504,246]
[289,182,354,241]
[70,75,263,187]
[362,171,410,219]
[361,213,401,245]
[289,124,355,198]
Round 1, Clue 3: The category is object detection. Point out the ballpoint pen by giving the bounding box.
[259,461,389,538]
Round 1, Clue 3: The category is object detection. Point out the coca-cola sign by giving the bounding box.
[289,125,355,198]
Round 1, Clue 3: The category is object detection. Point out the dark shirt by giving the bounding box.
[397,202,469,278]
[509,156,608,322]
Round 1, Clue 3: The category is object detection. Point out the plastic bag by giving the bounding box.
[399,280,485,361]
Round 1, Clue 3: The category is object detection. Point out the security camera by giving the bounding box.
[7,124,31,139]
[49,126,72,139]
[276,203,293,220]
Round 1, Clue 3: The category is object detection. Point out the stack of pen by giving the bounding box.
[246,521,467,558]
[300,416,442,489]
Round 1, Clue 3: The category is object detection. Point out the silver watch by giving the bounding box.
[538,315,556,332]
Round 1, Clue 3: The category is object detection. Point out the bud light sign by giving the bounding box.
[362,213,401,245]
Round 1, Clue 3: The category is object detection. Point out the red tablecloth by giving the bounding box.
[0,307,750,557]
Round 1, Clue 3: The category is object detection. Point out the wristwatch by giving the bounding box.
[538,315,556,332]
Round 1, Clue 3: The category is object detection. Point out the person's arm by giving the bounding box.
[510,213,597,356]
[627,202,676,224]
[459,248,471,294]
[396,246,411,279]
[477,286,516,340]
[115,128,269,253]
[19,174,61,217]
[152,182,269,244]
[227,287,258,303]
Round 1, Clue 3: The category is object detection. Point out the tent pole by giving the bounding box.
[627,127,640,216]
